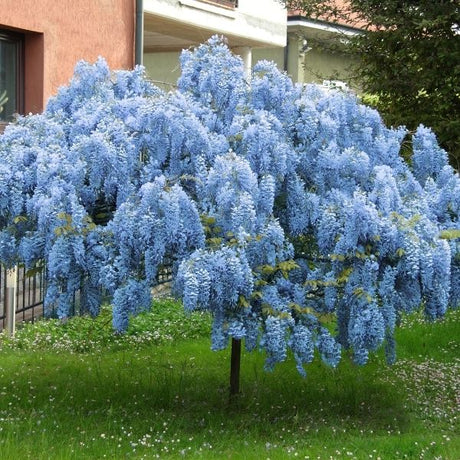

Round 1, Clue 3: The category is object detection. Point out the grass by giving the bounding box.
[0,300,459,459]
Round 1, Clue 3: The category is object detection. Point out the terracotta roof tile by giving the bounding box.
[288,1,367,30]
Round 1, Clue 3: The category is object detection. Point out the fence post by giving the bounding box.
[5,267,17,337]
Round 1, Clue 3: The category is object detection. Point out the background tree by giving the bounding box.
[0,37,458,395]
[284,0,460,169]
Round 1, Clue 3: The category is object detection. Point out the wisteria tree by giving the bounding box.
[0,37,458,394]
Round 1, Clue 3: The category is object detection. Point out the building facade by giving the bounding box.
[140,1,360,91]
[1,0,359,125]
[0,0,135,123]
[141,0,287,88]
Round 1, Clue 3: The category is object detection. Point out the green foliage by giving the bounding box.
[0,299,211,353]
[127,298,212,343]
[439,229,460,240]
[0,309,458,459]
[284,0,460,168]
[256,260,299,280]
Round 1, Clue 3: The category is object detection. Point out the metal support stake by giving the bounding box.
[6,267,17,337]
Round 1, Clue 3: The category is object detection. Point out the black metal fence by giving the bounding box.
[0,265,46,331]
[0,262,173,332]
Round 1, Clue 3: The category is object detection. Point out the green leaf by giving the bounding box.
[258,264,276,276]
[207,237,222,246]
[439,229,460,240]
[13,215,28,224]
[337,267,353,283]
[238,295,249,308]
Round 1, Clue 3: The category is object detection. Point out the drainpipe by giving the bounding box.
[283,36,289,72]
[135,0,144,66]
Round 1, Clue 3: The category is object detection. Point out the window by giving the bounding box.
[0,30,24,122]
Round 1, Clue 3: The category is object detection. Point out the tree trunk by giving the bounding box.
[230,338,241,396]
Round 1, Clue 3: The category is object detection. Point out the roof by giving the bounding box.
[288,1,367,31]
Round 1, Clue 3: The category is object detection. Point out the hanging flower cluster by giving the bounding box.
[0,37,458,375]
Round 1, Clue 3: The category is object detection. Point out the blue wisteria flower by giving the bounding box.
[0,36,458,377]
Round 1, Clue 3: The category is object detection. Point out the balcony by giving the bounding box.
[143,0,286,52]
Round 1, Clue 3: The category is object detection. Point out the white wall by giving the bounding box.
[144,52,181,90]
[143,0,286,47]
[252,47,284,71]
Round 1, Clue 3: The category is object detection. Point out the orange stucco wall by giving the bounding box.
[1,0,135,113]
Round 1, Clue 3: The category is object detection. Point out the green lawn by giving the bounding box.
[0,301,458,459]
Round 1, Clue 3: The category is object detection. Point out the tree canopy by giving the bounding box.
[0,37,458,378]
[284,0,460,169]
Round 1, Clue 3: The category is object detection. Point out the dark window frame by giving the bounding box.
[198,0,238,9]
[0,29,25,121]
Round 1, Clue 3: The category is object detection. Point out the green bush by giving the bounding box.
[0,298,211,353]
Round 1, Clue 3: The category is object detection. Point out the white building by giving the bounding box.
[141,0,287,88]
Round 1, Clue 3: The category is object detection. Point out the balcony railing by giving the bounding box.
[197,0,238,9]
